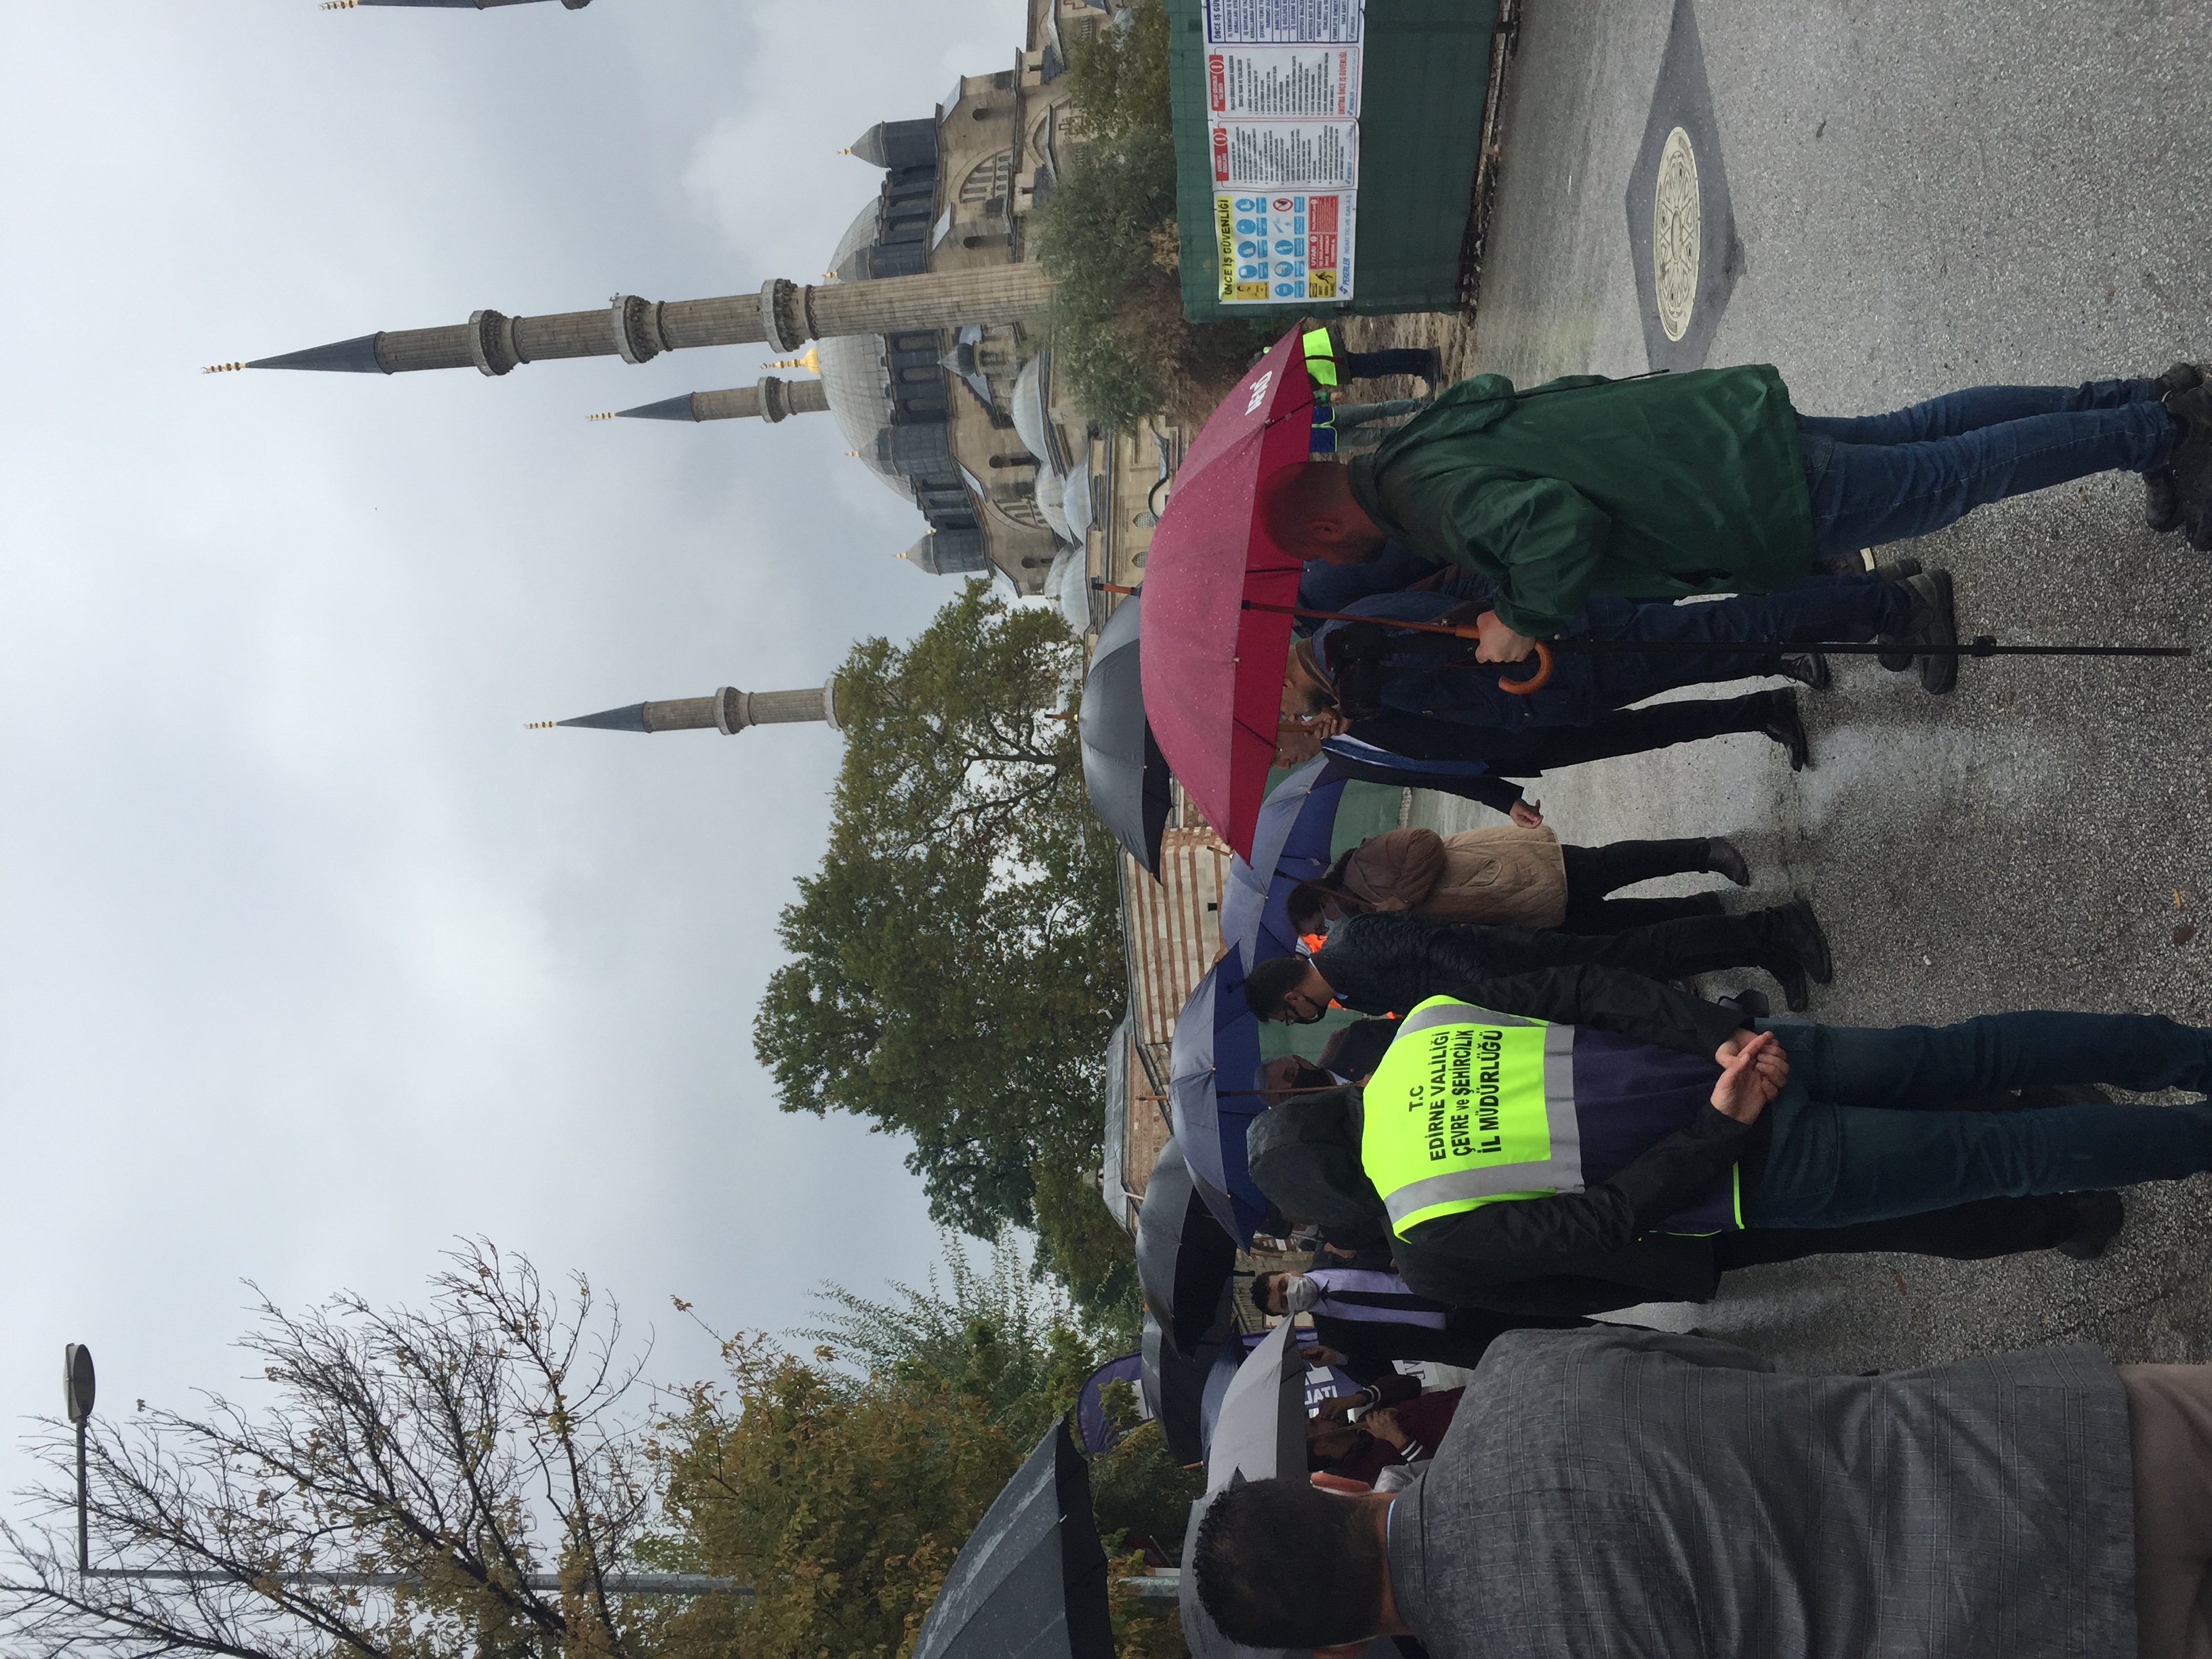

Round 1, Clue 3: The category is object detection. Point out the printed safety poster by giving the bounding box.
[1204,0,1363,302]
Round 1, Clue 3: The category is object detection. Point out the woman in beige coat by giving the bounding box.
[1286,827,1750,935]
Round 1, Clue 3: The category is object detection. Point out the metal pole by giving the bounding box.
[77,1566,749,1595]
[75,1419,87,1580]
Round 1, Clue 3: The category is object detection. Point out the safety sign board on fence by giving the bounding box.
[1204,0,1364,303]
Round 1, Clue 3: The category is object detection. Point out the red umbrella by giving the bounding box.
[1137,326,1317,857]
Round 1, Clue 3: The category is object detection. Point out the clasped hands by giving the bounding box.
[1710,1029,1789,1124]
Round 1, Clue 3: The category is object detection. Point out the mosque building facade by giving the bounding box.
[291,0,1176,617]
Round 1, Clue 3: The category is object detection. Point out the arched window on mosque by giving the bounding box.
[960,152,1014,206]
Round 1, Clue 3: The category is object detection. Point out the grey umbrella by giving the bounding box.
[1078,594,1173,874]
[1134,1136,1240,1358]
[1197,1320,1305,1494]
[1178,1325,1397,1659]
[911,1416,1114,1659]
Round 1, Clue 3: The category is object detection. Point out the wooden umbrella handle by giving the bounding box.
[1498,640,1555,694]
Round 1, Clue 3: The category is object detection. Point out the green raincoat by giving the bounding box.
[1345,366,1818,637]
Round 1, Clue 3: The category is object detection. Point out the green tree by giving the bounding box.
[798,1231,1099,1443]
[1030,1,1277,429]
[1029,1158,1144,1347]
[752,580,1124,1250]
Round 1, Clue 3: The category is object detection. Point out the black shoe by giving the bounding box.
[1778,652,1831,691]
[2165,382,2212,552]
[1870,555,1923,583]
[2147,468,2185,534]
[1757,689,1809,772]
[1719,987,1771,1019]
[1416,348,1446,387]
[1896,570,1959,694]
[2055,1191,2125,1261]
[2152,361,2207,398]
[1704,837,1753,887]
[1769,896,1833,984]
[1766,956,1811,1014]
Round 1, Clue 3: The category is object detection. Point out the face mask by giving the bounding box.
[1281,1275,1321,1315]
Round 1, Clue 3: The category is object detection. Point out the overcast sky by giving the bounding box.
[0,0,1033,1501]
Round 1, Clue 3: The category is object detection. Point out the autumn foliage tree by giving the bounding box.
[0,1242,670,1659]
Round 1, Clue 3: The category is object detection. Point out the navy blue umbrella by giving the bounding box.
[1073,1351,1145,1456]
[1168,953,1272,1245]
[1217,758,1349,970]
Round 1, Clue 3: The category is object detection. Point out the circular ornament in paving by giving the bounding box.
[1653,126,1700,342]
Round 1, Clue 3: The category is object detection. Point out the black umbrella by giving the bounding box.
[911,1416,1113,1659]
[1141,1309,1223,1468]
[1079,593,1174,874]
[1135,1136,1240,1358]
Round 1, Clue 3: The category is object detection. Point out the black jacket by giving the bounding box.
[1310,909,1776,1021]
[1246,963,1759,1317]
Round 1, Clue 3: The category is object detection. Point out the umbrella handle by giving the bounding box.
[1498,640,1555,695]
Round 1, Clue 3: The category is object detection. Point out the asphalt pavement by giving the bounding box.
[1396,0,2212,1370]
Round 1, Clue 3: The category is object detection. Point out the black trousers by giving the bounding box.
[1715,1193,2086,1269]
[1352,692,1774,771]
[1479,909,1792,982]
[1557,840,1722,933]
[1331,1310,1596,1378]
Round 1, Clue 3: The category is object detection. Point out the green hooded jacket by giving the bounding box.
[1345,366,1818,637]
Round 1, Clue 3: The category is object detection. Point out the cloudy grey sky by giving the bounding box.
[0,0,1032,1488]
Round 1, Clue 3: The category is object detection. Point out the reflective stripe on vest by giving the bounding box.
[1302,326,1340,388]
[1361,996,1582,1233]
[1305,326,1340,453]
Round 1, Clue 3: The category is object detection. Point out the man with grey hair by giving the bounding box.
[1191,1326,2212,1658]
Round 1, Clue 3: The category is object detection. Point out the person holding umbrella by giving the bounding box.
[1295,576,1954,754]
[1249,1265,1593,1376]
[1304,1374,1462,1493]
[1260,361,2212,689]
[1287,825,1750,935]
[1277,688,1811,816]
[1244,895,1833,1017]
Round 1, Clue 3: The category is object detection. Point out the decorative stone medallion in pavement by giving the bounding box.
[1625,0,1741,372]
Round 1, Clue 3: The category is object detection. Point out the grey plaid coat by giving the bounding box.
[1387,1328,2135,1658]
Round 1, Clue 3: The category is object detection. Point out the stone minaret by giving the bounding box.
[209,267,1053,379]
[323,1,590,11]
[591,376,831,426]
[532,680,842,735]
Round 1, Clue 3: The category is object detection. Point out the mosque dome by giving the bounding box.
[816,205,909,501]
[1010,349,1071,474]
[1061,452,1096,542]
[1046,543,1101,635]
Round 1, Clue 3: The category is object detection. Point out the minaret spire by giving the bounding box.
[215,267,1053,379]
[532,680,842,735]
[590,376,831,425]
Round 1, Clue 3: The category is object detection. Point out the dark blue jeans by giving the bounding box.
[1799,380,2183,556]
[1743,1012,2212,1228]
[1390,578,1908,730]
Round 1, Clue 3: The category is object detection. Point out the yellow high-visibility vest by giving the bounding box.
[1361,996,1581,1232]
